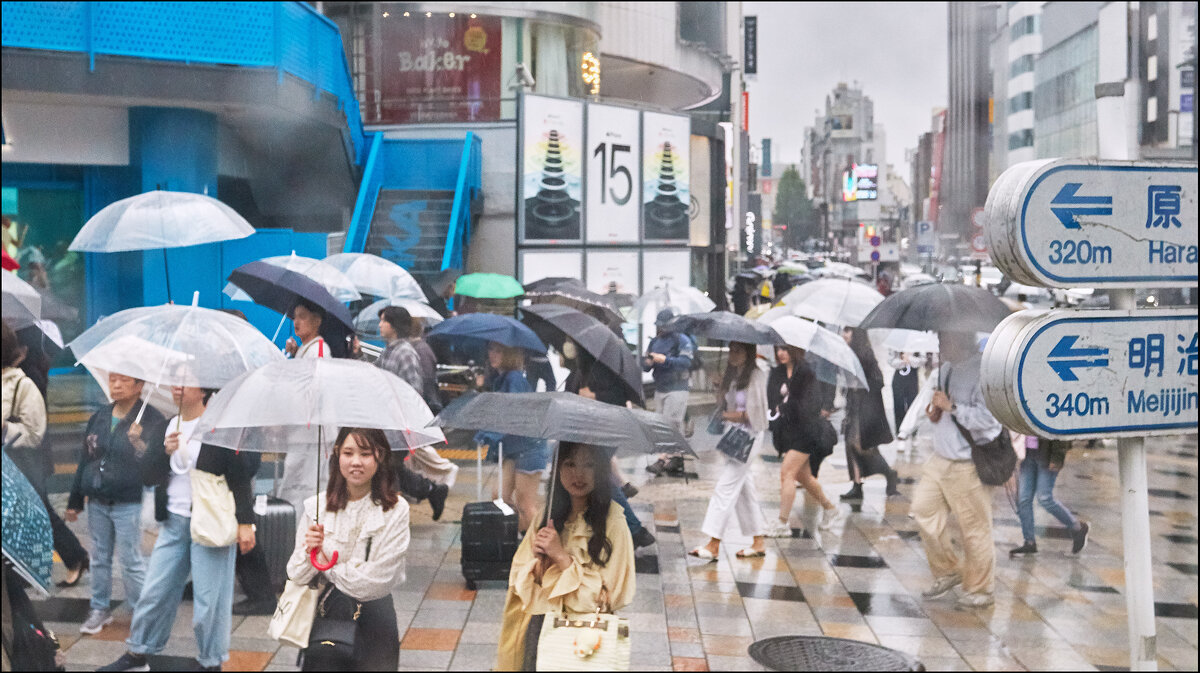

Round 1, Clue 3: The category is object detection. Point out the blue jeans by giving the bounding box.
[86,500,146,612]
[1017,456,1080,543]
[126,513,236,668]
[610,477,644,535]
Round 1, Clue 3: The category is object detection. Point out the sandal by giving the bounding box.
[735,548,766,558]
[688,547,718,561]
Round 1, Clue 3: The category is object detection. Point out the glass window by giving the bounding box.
[1008,128,1034,150]
[1008,91,1033,113]
[1010,54,1035,78]
[1011,15,1038,40]
[1147,55,1157,81]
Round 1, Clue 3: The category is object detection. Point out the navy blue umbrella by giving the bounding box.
[426,312,546,355]
[228,260,354,334]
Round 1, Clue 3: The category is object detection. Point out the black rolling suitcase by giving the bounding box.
[461,441,519,590]
[256,495,297,594]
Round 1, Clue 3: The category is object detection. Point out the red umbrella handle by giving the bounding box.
[310,547,338,571]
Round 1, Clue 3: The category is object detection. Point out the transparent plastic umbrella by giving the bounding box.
[224,252,361,303]
[778,278,884,327]
[323,253,426,301]
[79,334,191,417]
[876,329,939,354]
[2,270,41,327]
[68,190,253,252]
[630,284,715,323]
[768,315,867,389]
[354,297,445,336]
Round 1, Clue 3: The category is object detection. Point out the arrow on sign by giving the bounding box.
[1050,183,1113,229]
[1046,335,1110,381]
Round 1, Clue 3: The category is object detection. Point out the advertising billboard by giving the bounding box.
[642,112,692,242]
[520,95,585,243]
[842,163,878,201]
[585,103,641,243]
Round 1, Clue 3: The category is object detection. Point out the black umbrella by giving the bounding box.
[524,281,625,332]
[436,391,692,457]
[666,311,782,345]
[519,304,644,406]
[227,261,355,335]
[858,282,1012,334]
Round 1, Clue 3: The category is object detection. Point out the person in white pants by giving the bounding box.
[689,342,769,560]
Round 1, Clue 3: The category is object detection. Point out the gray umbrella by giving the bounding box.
[435,391,693,457]
[858,283,1012,334]
[666,311,782,345]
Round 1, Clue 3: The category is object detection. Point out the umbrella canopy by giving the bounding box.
[69,190,253,252]
[524,279,624,332]
[2,269,41,327]
[435,392,692,457]
[810,261,870,280]
[227,261,355,335]
[227,253,361,303]
[858,282,1013,334]
[519,304,643,406]
[775,262,809,275]
[877,328,940,354]
[194,358,445,453]
[455,272,525,299]
[899,272,937,289]
[768,315,867,389]
[778,278,884,327]
[323,252,426,301]
[666,311,781,345]
[355,297,445,336]
[630,284,716,323]
[69,303,285,390]
[1,450,53,597]
[426,313,545,356]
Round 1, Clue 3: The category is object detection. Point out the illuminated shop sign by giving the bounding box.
[842,163,878,202]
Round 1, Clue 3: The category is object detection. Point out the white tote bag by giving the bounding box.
[267,579,319,648]
[189,470,238,547]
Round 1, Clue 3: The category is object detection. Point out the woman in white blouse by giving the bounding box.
[286,427,409,672]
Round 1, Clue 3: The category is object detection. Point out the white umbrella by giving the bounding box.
[68,190,253,252]
[323,253,426,302]
[769,315,867,389]
[778,278,884,327]
[80,334,190,417]
[195,358,445,454]
[355,298,444,336]
[224,252,361,303]
[810,261,870,280]
[877,328,939,354]
[1,270,41,327]
[630,284,715,323]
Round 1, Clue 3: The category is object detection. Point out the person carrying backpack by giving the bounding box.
[643,308,694,476]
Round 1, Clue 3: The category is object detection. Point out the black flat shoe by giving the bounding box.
[57,554,89,587]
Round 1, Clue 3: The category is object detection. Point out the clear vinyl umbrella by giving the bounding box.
[1,270,41,327]
[876,329,939,354]
[768,315,868,389]
[225,252,361,303]
[323,252,426,301]
[778,278,884,327]
[630,284,715,323]
[355,297,445,336]
[68,190,254,252]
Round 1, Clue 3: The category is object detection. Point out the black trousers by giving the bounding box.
[892,370,920,434]
[302,586,398,672]
[45,495,88,570]
[394,461,436,502]
[235,540,275,602]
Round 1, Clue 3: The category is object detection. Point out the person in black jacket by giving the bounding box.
[764,346,840,537]
[98,385,256,673]
[66,372,167,636]
[839,327,898,502]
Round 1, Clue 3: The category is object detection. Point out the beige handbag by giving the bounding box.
[536,586,630,672]
[189,469,238,547]
[267,579,320,648]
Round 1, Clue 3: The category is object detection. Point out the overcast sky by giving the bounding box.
[742,2,948,179]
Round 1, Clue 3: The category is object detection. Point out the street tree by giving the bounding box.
[773,165,815,249]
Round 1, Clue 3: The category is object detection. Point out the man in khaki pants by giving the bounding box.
[912,331,1003,609]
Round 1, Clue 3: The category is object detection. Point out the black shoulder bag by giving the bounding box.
[306,536,372,667]
[944,371,1016,486]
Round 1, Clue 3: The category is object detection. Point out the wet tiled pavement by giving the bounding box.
[31,375,1200,671]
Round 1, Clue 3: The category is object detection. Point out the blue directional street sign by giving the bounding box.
[982,309,1199,439]
[1049,183,1113,229]
[1046,335,1109,382]
[985,160,1197,288]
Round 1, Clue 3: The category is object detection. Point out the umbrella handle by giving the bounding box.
[310,547,338,571]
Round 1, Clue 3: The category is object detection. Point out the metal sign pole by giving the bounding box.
[1110,288,1158,671]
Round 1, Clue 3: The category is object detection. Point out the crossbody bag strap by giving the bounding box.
[8,375,24,419]
[942,368,977,449]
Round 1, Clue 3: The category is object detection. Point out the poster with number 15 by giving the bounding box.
[586,104,641,243]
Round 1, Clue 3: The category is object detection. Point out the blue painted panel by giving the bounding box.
[91,2,273,65]
[0,1,87,52]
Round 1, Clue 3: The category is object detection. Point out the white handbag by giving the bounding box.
[267,579,320,648]
[536,586,630,672]
[189,469,238,547]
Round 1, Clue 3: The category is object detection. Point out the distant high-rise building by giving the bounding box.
[945,1,994,251]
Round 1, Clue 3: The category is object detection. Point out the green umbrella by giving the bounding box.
[454,272,525,299]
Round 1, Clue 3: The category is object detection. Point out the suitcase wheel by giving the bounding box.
[465,579,477,591]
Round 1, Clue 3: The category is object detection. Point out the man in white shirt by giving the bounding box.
[911,330,1003,609]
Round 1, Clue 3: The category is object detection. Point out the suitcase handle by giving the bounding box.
[310,547,338,571]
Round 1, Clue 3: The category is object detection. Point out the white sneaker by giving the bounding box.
[764,519,792,538]
[80,607,113,635]
[818,506,841,531]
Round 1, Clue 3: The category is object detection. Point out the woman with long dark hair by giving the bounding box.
[688,341,770,561]
[287,428,409,672]
[764,345,840,537]
[496,442,636,671]
[840,327,898,502]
